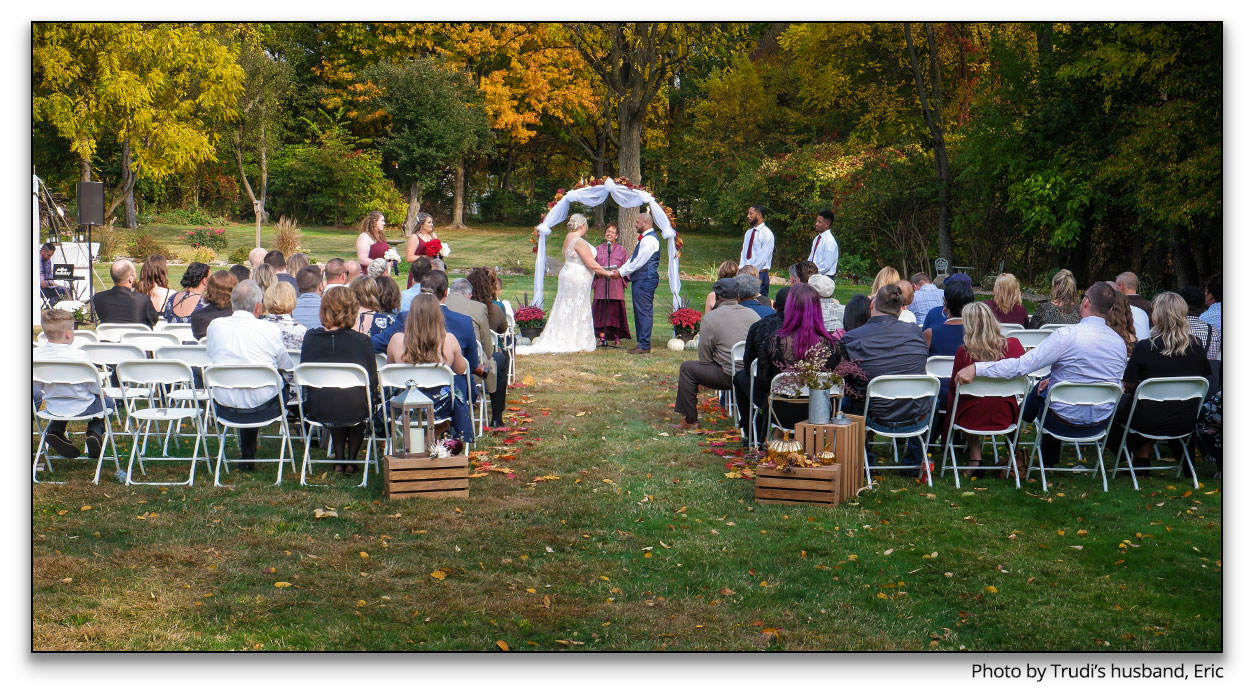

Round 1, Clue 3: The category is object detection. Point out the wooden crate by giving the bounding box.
[754,464,842,507]
[383,453,469,499]
[795,415,865,498]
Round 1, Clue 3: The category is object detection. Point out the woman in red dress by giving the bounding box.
[404,213,442,288]
[946,301,1026,466]
[591,224,631,347]
[356,211,391,272]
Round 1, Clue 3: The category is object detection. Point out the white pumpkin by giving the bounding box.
[516,337,532,346]
[666,337,686,351]
[685,339,700,351]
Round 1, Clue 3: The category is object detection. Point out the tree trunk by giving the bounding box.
[905,23,954,262]
[124,183,137,229]
[450,157,468,229]
[501,145,516,194]
[79,157,91,182]
[592,128,608,229]
[258,119,270,226]
[403,181,422,236]
[235,123,264,247]
[105,138,138,227]
[617,105,644,253]
[1170,229,1197,288]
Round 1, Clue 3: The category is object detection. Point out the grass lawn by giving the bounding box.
[32,345,1221,650]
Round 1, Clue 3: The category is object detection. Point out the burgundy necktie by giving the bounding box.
[746,227,757,258]
[810,236,820,258]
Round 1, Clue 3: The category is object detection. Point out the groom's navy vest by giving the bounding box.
[629,230,661,285]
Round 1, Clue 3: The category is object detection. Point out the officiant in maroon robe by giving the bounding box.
[592,224,631,347]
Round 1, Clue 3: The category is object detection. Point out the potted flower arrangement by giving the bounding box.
[769,343,844,425]
[53,299,88,327]
[668,306,702,342]
[515,305,546,339]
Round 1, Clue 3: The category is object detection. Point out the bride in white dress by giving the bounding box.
[517,214,614,354]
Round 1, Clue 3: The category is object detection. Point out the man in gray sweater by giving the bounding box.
[674,277,760,429]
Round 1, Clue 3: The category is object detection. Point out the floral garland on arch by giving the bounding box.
[529,176,684,310]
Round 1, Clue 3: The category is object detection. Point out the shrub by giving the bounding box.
[269,136,405,225]
[94,222,126,262]
[182,226,230,252]
[155,206,229,227]
[182,246,218,264]
[273,216,302,257]
[228,246,252,265]
[128,234,170,260]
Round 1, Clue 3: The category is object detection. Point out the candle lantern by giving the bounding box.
[389,380,436,456]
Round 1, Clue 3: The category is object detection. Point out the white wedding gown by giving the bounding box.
[517,239,596,354]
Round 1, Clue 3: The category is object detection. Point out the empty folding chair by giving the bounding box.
[1110,376,1208,490]
[378,364,455,455]
[203,364,295,487]
[999,323,1026,334]
[121,331,180,355]
[32,359,122,484]
[1038,324,1071,332]
[292,363,378,487]
[95,323,152,342]
[114,359,211,486]
[940,375,1030,488]
[862,375,941,487]
[1024,381,1122,492]
[161,322,196,344]
[1006,329,1053,351]
[81,342,148,433]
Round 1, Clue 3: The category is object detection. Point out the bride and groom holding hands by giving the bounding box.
[517,211,662,355]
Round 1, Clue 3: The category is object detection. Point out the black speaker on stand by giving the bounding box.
[77,181,105,322]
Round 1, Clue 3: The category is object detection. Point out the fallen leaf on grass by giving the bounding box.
[274,582,293,588]
[79,505,91,511]
[719,587,736,596]
[496,640,510,651]
[313,508,338,519]
[430,570,446,580]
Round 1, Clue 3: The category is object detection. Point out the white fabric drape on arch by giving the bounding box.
[532,178,682,310]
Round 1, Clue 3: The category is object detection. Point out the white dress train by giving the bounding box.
[517,239,596,354]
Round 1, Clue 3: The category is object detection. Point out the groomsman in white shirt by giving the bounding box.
[807,209,839,282]
[738,204,774,299]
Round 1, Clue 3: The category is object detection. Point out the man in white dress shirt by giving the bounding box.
[737,204,774,299]
[613,212,662,354]
[206,280,294,468]
[807,209,839,282]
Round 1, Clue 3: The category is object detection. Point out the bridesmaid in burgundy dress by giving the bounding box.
[404,213,443,289]
[592,224,631,347]
[356,210,392,274]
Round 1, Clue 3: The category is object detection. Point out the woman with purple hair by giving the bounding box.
[735,283,843,438]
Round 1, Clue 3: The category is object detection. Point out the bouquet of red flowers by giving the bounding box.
[423,239,444,257]
[515,305,546,329]
[668,307,702,333]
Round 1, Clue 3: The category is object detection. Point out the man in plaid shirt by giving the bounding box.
[907,272,943,327]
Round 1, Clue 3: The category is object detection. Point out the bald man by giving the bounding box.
[344,260,363,283]
[1115,271,1153,328]
[248,247,267,269]
[91,259,158,326]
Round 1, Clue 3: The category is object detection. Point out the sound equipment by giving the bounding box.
[76,181,105,226]
[52,263,76,281]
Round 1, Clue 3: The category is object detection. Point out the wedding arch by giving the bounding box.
[532,177,682,310]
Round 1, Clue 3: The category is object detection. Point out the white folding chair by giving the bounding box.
[1024,381,1122,492]
[121,331,180,355]
[1006,329,1053,351]
[161,322,196,344]
[925,355,954,379]
[472,340,490,437]
[999,323,1026,333]
[292,363,378,487]
[721,341,747,422]
[1038,324,1071,332]
[155,345,215,435]
[114,359,211,486]
[95,323,153,342]
[1110,377,1208,490]
[378,364,455,455]
[32,359,122,484]
[81,342,148,433]
[203,365,295,487]
[940,376,1030,488]
[492,328,517,385]
[765,373,809,441]
[747,358,760,447]
[862,375,941,487]
[37,329,98,347]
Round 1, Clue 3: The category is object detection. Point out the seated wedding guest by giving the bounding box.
[736,273,776,319]
[262,280,307,350]
[93,259,158,327]
[467,267,509,341]
[399,256,433,312]
[1106,280,1148,341]
[1108,291,1210,470]
[385,293,473,441]
[896,279,917,324]
[190,270,238,340]
[1200,272,1221,331]
[250,263,277,293]
[840,284,930,475]
[164,262,210,324]
[136,254,173,315]
[299,286,379,473]
[375,275,402,319]
[1104,286,1140,358]
[33,309,112,465]
[1116,271,1153,327]
[836,294,872,340]
[323,258,349,288]
[291,266,324,331]
[367,257,390,278]
[1180,286,1222,362]
[229,264,250,284]
[350,275,390,337]
[248,247,267,269]
[908,272,943,326]
[790,260,818,285]
[944,302,1026,465]
[287,252,310,280]
[344,259,363,284]
[448,277,509,428]
[870,266,901,296]
[735,284,842,437]
[205,280,294,468]
[925,280,973,357]
[676,278,758,430]
[954,282,1128,468]
[705,261,739,315]
[985,273,1029,326]
[264,250,298,289]
[1028,269,1082,328]
[38,243,68,302]
[738,265,772,309]
[808,274,843,334]
[922,273,974,332]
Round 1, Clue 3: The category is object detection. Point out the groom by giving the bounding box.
[612,212,661,354]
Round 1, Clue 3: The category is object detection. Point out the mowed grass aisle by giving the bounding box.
[32,345,1221,651]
